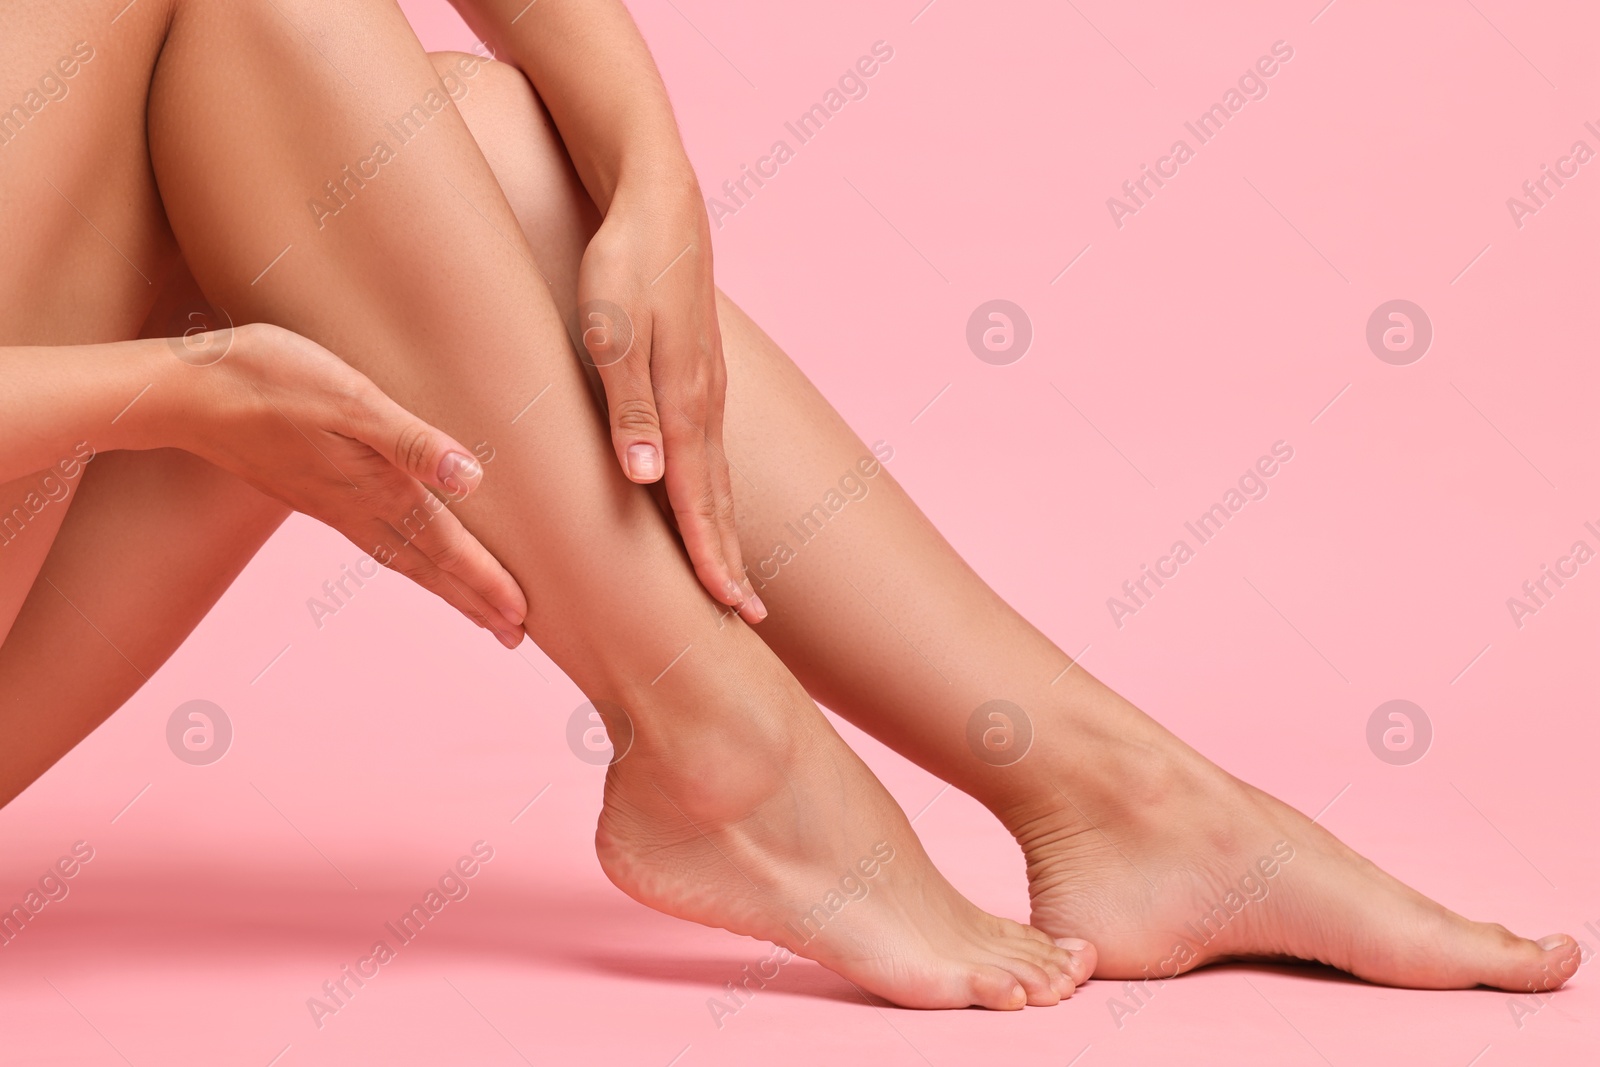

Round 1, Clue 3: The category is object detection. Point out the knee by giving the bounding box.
[427,50,599,276]
[427,50,498,104]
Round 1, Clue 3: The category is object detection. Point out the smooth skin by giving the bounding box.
[1,0,1076,1010]
[0,0,1580,1008]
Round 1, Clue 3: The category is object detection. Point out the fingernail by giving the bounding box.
[626,443,660,481]
[722,579,743,605]
[1539,934,1573,951]
[498,605,525,629]
[495,627,522,650]
[439,451,483,493]
[743,593,767,622]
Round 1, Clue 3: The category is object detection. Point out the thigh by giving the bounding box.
[0,261,288,805]
[0,473,74,647]
[0,43,561,707]
[0,43,590,808]
[0,0,293,800]
[0,0,184,637]
[0,447,287,804]
[0,0,183,344]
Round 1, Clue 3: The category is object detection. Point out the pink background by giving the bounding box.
[4,0,1598,1062]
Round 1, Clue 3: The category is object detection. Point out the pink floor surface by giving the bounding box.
[5,0,1599,1062]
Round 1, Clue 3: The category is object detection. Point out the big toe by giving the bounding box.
[1474,929,1583,993]
[1362,913,1583,992]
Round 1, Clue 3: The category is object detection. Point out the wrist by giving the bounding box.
[91,337,192,454]
[127,327,243,458]
[606,145,701,215]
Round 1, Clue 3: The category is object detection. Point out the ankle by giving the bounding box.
[604,683,816,824]
[986,723,1220,848]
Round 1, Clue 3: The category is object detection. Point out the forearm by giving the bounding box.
[0,339,186,483]
[450,0,696,212]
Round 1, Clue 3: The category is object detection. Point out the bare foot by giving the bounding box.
[591,696,1094,1009]
[1002,743,1580,993]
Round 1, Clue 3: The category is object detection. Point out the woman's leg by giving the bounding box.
[719,301,1579,993]
[0,271,289,800]
[2,3,1567,998]
[132,0,1079,1008]
[0,0,179,644]
[463,54,1579,993]
[0,445,286,797]
[0,1,271,791]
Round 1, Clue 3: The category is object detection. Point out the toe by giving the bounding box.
[1014,937,1078,999]
[1344,904,1583,992]
[1049,966,1077,1000]
[1534,934,1584,990]
[1027,945,1078,1000]
[994,956,1061,1006]
[967,965,1028,1010]
[1477,928,1583,993]
[1053,936,1098,985]
[1411,916,1581,992]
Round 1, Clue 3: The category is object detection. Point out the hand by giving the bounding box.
[576,176,764,623]
[172,323,528,647]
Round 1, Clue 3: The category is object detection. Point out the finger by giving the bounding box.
[372,483,530,645]
[342,390,527,628]
[342,511,520,646]
[653,318,762,622]
[699,398,763,624]
[354,513,525,649]
[350,390,487,499]
[589,313,665,485]
[408,556,526,650]
[657,393,748,617]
